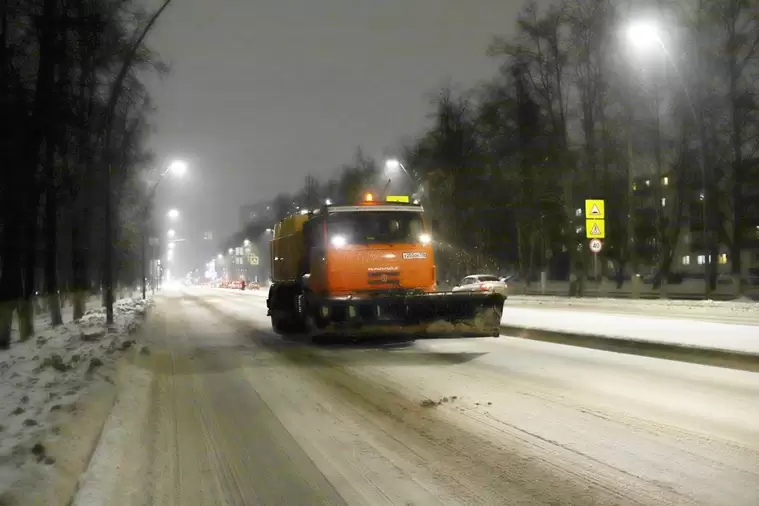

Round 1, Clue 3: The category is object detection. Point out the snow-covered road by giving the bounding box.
[14,286,755,505]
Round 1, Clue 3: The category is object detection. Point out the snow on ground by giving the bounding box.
[501,307,759,354]
[0,296,153,497]
[508,295,759,313]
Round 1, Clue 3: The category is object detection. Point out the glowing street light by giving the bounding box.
[384,157,416,188]
[385,158,402,172]
[168,160,188,176]
[217,253,223,259]
[625,20,664,52]
[243,239,251,246]
[167,229,176,238]
[167,208,180,220]
[325,198,332,205]
[228,248,234,254]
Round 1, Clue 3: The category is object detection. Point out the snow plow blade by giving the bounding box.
[314,291,505,339]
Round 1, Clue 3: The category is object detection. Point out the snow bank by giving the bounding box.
[501,307,759,354]
[0,297,153,496]
[508,295,759,313]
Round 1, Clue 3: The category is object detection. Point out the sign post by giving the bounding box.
[585,200,606,282]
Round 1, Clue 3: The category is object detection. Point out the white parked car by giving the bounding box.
[452,274,508,296]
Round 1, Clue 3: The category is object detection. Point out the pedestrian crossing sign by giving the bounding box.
[585,199,605,219]
[585,219,605,239]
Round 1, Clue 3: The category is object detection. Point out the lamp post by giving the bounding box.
[140,159,187,300]
[624,20,709,289]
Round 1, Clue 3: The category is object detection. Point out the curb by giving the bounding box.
[500,324,759,373]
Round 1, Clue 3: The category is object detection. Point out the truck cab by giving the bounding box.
[301,195,435,296]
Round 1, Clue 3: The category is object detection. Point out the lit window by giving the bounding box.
[645,180,651,186]
[682,255,690,265]
[662,176,669,186]
[632,182,637,190]
[661,198,666,207]
[699,192,705,201]
[718,254,728,265]
[575,208,582,217]
[697,255,706,265]
[575,226,583,234]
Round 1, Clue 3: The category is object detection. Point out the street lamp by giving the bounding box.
[626,21,663,52]
[228,248,234,254]
[217,253,223,259]
[168,160,188,176]
[325,198,332,205]
[385,158,401,172]
[243,239,251,246]
[140,159,189,301]
[623,19,709,289]
[384,158,417,196]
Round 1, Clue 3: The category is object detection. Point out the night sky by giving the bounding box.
[144,0,551,273]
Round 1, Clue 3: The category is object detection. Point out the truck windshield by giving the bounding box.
[327,211,425,245]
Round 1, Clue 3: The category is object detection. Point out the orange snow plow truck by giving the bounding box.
[266,193,505,340]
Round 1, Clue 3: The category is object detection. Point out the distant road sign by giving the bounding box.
[589,239,603,254]
[585,219,606,239]
[585,199,605,219]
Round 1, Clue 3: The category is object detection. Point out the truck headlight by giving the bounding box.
[331,235,347,247]
[419,233,432,245]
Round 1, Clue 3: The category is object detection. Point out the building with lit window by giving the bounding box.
[630,159,759,281]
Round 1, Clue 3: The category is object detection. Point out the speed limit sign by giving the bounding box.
[589,239,603,254]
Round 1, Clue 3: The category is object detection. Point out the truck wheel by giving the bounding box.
[271,313,301,335]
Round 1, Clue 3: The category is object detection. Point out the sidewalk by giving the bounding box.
[501,307,759,355]
[506,295,759,325]
[0,295,152,497]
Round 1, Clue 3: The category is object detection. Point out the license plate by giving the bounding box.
[403,252,427,260]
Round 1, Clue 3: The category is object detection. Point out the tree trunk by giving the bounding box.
[0,192,22,349]
[44,138,63,325]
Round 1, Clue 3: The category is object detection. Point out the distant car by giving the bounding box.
[247,282,261,290]
[452,274,508,297]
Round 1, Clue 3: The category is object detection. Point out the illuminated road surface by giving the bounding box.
[71,287,759,506]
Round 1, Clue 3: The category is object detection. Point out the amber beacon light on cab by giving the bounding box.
[266,192,506,341]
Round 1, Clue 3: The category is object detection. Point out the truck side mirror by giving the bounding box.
[431,219,440,233]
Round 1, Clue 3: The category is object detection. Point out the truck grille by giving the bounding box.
[367,269,400,286]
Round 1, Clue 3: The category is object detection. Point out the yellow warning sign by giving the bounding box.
[585,199,605,219]
[585,219,605,239]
